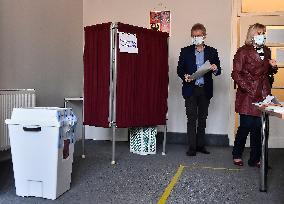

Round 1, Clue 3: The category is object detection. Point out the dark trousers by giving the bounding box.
[232,114,261,164]
[185,86,210,151]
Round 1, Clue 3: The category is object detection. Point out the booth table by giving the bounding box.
[64,97,167,163]
[255,104,284,192]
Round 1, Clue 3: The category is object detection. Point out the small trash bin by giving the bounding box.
[5,107,77,200]
[129,127,157,155]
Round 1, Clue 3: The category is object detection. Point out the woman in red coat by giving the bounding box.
[231,23,278,167]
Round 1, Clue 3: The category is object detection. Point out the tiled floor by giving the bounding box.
[0,141,284,204]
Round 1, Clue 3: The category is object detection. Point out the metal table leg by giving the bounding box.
[81,124,86,159]
[162,124,167,155]
[265,116,269,175]
[260,112,269,192]
[81,102,85,159]
[111,124,116,165]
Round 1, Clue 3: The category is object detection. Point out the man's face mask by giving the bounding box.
[253,34,266,46]
[191,36,204,45]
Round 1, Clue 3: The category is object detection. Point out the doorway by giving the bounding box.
[230,0,284,148]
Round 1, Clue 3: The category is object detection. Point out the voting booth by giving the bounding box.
[84,22,169,163]
[5,107,77,200]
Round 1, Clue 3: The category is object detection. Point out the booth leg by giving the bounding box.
[82,125,86,159]
[111,124,116,164]
[162,125,167,155]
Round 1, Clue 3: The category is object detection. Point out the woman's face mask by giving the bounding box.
[191,36,204,45]
[253,34,266,46]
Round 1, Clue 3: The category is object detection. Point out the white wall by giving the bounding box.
[83,0,232,135]
[0,0,83,107]
[0,0,232,136]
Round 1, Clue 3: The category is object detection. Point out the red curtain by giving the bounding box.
[116,23,169,127]
[83,23,111,127]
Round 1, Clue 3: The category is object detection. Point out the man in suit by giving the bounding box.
[177,23,221,156]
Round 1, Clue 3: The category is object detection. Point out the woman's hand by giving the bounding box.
[269,59,277,67]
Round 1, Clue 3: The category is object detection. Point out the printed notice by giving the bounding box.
[119,32,138,54]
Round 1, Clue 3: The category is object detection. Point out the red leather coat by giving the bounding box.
[232,45,272,117]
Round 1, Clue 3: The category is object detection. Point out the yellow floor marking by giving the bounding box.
[183,165,243,171]
[157,165,185,204]
[157,164,242,204]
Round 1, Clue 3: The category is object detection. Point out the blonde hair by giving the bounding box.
[191,23,206,36]
[245,23,266,45]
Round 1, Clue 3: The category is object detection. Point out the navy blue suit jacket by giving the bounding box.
[177,45,221,99]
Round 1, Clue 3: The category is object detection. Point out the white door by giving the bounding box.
[236,15,284,148]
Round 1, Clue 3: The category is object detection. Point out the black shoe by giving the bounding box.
[186,150,196,156]
[248,161,261,168]
[197,147,210,154]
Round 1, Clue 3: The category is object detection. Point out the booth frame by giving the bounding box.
[77,22,169,164]
[109,22,168,164]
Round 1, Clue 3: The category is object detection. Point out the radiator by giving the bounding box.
[0,89,36,151]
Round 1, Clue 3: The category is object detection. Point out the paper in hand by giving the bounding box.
[189,60,211,80]
[262,95,281,105]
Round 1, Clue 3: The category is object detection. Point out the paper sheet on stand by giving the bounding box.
[265,106,284,114]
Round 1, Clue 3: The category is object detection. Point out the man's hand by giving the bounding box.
[269,59,277,67]
[210,64,217,72]
[184,74,192,82]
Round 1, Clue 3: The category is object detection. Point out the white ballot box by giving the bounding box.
[5,107,77,200]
